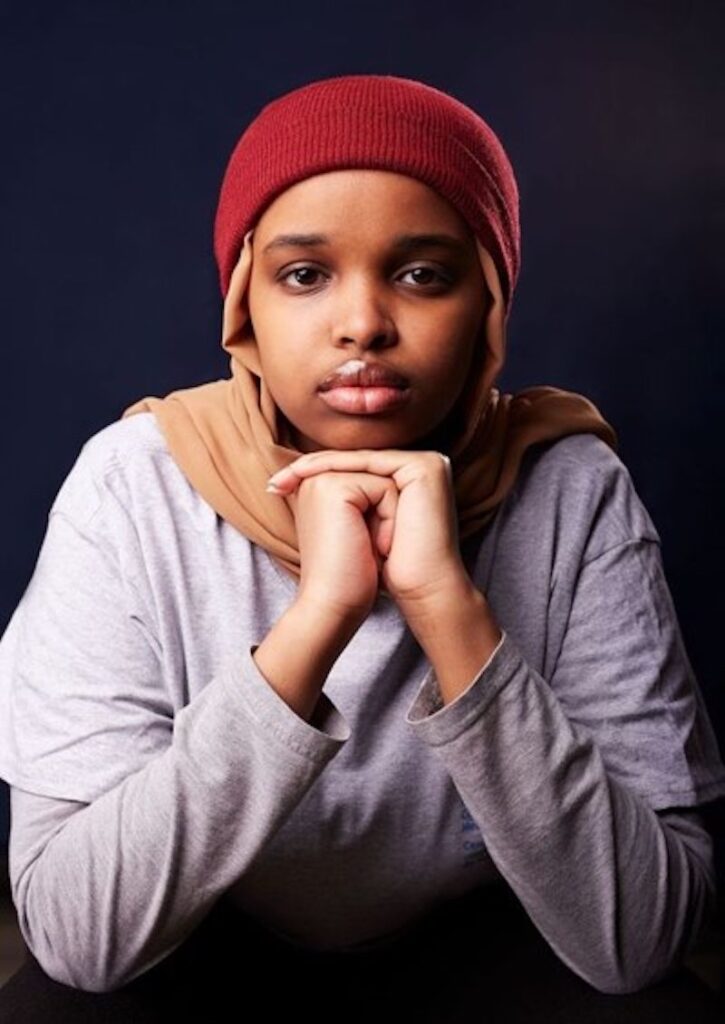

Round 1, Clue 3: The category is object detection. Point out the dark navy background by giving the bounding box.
[2,2,723,897]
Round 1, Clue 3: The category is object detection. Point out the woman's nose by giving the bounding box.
[333,276,397,349]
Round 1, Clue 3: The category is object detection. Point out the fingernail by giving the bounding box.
[266,480,283,494]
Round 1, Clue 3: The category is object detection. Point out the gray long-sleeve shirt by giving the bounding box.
[1,411,724,994]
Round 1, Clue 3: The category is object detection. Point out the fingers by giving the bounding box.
[266,449,451,493]
[367,476,399,559]
[292,469,399,560]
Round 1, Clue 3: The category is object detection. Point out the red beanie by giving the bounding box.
[213,74,520,315]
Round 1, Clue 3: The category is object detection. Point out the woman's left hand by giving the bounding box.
[266,449,472,614]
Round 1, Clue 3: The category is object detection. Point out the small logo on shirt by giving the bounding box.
[461,805,486,866]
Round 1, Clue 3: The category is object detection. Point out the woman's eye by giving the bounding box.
[279,266,325,289]
[399,266,450,287]
[277,264,451,291]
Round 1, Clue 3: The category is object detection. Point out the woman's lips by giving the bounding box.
[318,358,410,391]
[317,358,411,414]
[318,385,411,415]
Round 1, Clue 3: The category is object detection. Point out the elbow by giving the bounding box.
[13,865,176,993]
[18,905,188,994]
[15,892,130,994]
[20,937,146,994]
[591,815,720,997]
[17,913,161,994]
[579,866,719,997]
[16,935,111,994]
[583,961,679,997]
[45,967,120,996]
[71,971,136,995]
[16,917,121,994]
[578,927,715,997]
[51,946,185,995]
[15,880,187,994]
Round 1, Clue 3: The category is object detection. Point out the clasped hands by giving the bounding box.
[265,448,476,628]
[265,447,505,705]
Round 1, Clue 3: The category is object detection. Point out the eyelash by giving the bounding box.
[277,264,453,291]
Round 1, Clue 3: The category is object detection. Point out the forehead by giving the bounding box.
[254,168,469,237]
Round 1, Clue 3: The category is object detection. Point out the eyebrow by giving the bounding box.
[261,232,470,258]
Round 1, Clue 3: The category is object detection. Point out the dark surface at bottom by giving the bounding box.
[0,883,722,1023]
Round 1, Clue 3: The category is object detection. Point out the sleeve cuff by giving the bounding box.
[405,629,524,745]
[220,644,351,765]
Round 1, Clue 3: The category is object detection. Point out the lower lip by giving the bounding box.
[318,386,411,415]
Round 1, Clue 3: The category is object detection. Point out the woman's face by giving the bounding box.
[246,169,489,453]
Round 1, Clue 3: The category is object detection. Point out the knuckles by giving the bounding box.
[297,473,335,495]
[292,451,449,492]
[427,451,448,471]
[297,470,398,498]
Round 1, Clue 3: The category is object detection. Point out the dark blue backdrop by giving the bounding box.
[2,2,723,880]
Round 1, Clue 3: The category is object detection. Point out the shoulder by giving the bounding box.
[520,431,620,478]
[50,412,197,530]
[510,432,661,555]
[80,410,168,470]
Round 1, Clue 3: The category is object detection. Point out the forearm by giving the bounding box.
[406,628,717,995]
[401,576,503,705]
[252,597,364,722]
[11,642,349,994]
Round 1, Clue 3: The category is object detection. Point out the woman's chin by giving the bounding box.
[406,412,461,454]
[280,410,460,455]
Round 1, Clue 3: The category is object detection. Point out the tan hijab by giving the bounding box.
[120,229,617,584]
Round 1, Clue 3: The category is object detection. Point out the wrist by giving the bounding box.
[294,589,370,634]
[251,599,362,723]
[396,570,482,637]
[399,578,503,707]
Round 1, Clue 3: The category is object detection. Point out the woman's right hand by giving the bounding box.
[289,470,400,624]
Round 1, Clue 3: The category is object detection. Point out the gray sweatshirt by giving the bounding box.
[1,411,724,995]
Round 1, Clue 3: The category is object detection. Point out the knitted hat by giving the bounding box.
[213,73,520,317]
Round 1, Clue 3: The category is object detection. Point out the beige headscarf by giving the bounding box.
[120,229,617,584]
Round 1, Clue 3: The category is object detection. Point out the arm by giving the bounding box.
[4,511,354,993]
[404,543,723,995]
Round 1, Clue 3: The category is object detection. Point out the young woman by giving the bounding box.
[1,73,724,1023]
